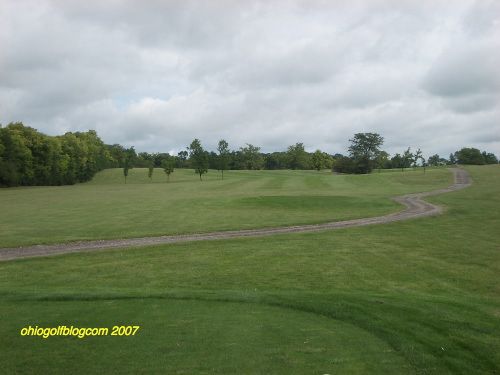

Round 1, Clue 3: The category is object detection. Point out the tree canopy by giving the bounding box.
[348,133,385,174]
[188,139,209,180]
[0,122,113,187]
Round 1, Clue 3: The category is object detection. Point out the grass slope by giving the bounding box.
[0,166,498,374]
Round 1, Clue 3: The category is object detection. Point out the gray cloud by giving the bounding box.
[1,0,498,160]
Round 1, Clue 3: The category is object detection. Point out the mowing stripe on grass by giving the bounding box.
[0,168,471,261]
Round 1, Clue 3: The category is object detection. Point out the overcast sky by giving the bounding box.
[1,0,499,158]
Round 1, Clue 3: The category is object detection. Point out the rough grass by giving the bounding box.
[0,165,498,374]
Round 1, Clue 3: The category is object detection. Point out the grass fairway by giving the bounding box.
[0,168,451,248]
[0,166,499,374]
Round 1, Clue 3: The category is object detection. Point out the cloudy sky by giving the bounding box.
[1,0,499,158]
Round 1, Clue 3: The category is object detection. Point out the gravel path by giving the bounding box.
[0,168,472,261]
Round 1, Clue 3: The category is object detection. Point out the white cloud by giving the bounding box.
[1,0,499,160]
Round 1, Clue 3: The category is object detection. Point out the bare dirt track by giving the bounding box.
[0,168,472,261]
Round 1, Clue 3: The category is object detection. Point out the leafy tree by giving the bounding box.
[123,158,130,183]
[312,149,333,171]
[375,151,389,173]
[188,139,209,180]
[348,133,385,174]
[136,152,151,168]
[148,155,155,183]
[413,148,423,171]
[217,139,230,179]
[333,156,365,174]
[207,151,218,170]
[264,152,288,170]
[454,148,485,165]
[176,150,188,168]
[162,154,175,182]
[239,143,264,170]
[482,152,499,164]
[286,142,307,170]
[123,147,135,184]
[106,144,128,168]
[402,148,414,171]
[449,153,457,165]
[390,153,403,170]
[0,124,33,186]
[427,154,441,167]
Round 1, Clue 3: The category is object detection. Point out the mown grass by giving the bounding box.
[0,165,498,374]
[0,167,451,248]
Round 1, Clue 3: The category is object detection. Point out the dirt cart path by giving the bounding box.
[0,168,472,261]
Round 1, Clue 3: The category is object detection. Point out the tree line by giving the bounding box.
[332,133,498,174]
[0,122,117,187]
[1,123,498,187]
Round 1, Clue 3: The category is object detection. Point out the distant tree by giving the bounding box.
[136,152,151,168]
[482,152,499,164]
[161,154,175,182]
[332,156,364,174]
[207,151,218,170]
[455,148,485,165]
[217,139,230,179]
[123,147,136,183]
[188,139,209,180]
[449,153,457,165]
[312,149,333,171]
[148,155,155,183]
[413,148,423,171]
[106,144,127,168]
[391,153,403,171]
[177,150,189,168]
[286,142,307,170]
[402,148,414,171]
[239,143,264,170]
[427,154,441,167]
[375,151,390,173]
[348,133,384,174]
[123,158,130,184]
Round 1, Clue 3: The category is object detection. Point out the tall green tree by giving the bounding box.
[177,151,188,168]
[391,153,403,171]
[286,142,307,170]
[123,158,130,183]
[217,139,230,179]
[264,152,288,170]
[148,155,155,183]
[312,149,332,171]
[375,151,390,173]
[123,147,135,184]
[402,148,414,171]
[348,133,384,174]
[454,148,485,165]
[188,139,209,180]
[413,148,422,171]
[239,143,264,170]
[427,154,441,167]
[161,154,175,182]
[482,152,499,164]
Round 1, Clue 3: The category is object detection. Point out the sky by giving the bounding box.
[1,0,499,159]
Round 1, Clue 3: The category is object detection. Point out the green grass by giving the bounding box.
[0,167,451,248]
[0,166,498,374]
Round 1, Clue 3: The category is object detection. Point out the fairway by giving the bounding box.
[0,166,499,374]
[0,168,452,248]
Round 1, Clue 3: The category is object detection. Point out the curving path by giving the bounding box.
[0,168,472,261]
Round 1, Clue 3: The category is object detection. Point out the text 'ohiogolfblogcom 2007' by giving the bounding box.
[20,325,140,338]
